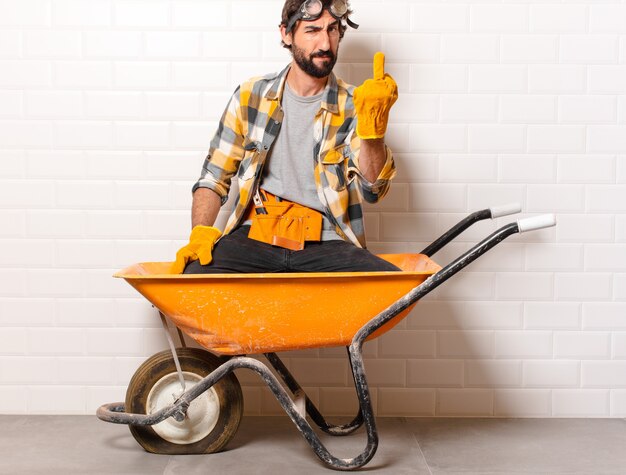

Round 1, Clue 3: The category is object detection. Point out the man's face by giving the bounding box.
[286,10,340,79]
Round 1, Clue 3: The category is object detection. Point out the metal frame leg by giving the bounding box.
[98,349,378,470]
[264,351,364,436]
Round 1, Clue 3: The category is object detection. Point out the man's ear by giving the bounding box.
[280,24,292,46]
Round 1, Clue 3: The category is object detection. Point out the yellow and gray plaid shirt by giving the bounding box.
[192,65,396,249]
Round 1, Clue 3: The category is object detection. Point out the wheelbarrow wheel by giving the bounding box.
[125,347,243,455]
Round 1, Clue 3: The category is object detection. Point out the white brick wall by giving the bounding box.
[1,0,625,418]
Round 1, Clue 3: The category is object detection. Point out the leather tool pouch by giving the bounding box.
[247,192,323,251]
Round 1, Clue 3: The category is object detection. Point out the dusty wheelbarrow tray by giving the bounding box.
[115,254,441,355]
[97,206,555,470]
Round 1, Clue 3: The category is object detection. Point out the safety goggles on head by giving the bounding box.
[285,0,359,35]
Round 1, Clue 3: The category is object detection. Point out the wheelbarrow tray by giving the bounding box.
[114,253,441,355]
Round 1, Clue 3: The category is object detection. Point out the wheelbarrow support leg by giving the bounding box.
[237,356,379,470]
[264,352,364,436]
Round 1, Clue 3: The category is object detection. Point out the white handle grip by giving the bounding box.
[517,214,556,233]
[490,203,522,219]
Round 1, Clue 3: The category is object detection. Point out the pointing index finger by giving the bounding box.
[373,52,385,80]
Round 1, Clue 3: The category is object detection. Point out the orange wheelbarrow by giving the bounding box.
[97,206,555,470]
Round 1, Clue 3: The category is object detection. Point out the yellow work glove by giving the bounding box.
[353,52,398,140]
[170,225,222,274]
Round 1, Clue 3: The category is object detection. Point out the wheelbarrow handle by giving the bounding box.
[490,202,522,218]
[517,213,556,233]
[420,203,522,257]
[355,213,556,345]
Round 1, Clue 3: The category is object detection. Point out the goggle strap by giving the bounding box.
[286,15,359,35]
[286,15,299,34]
[345,17,359,29]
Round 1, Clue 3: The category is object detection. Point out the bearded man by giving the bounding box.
[174,0,400,274]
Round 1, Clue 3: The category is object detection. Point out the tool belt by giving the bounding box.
[245,189,323,251]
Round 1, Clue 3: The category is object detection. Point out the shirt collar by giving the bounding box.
[266,64,340,114]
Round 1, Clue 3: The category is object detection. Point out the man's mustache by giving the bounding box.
[311,50,334,59]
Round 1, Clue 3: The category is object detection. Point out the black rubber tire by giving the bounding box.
[125,348,243,455]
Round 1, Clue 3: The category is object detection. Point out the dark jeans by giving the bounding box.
[184,225,401,274]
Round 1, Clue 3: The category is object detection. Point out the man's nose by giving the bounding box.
[318,29,331,50]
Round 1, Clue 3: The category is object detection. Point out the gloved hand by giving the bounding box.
[353,52,398,140]
[170,225,222,274]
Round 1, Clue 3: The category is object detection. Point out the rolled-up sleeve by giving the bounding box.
[348,134,396,203]
[192,87,245,206]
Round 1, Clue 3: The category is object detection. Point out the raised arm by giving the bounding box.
[351,52,398,201]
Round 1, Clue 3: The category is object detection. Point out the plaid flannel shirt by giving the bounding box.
[192,64,396,249]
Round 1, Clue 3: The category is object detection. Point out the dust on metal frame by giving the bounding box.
[97,205,555,471]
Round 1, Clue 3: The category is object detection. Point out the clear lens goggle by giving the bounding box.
[286,0,359,34]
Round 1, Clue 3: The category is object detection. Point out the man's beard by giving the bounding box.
[292,44,337,79]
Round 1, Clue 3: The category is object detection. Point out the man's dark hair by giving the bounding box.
[280,0,352,50]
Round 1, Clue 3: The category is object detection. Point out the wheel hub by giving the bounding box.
[147,371,220,445]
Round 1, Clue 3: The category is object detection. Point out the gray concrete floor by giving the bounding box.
[1,416,626,474]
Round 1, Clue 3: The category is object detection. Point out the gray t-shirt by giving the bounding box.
[260,82,341,240]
